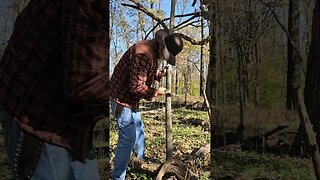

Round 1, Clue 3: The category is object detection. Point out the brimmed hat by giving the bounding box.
[155,29,184,65]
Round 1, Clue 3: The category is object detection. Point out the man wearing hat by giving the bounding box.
[110,29,183,180]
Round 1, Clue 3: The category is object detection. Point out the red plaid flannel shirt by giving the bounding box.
[110,39,162,110]
[0,0,109,161]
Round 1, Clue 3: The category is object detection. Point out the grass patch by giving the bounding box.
[212,151,315,180]
[110,108,210,179]
[173,108,209,122]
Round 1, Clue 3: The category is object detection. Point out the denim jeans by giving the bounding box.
[0,108,20,166]
[110,99,145,180]
[0,108,100,180]
[32,143,100,180]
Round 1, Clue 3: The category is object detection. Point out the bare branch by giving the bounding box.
[174,15,199,29]
[175,20,201,31]
[192,0,198,6]
[122,1,169,30]
[144,23,160,40]
[187,59,201,73]
[123,1,209,46]
[145,12,200,39]
[162,12,200,22]
[178,33,210,45]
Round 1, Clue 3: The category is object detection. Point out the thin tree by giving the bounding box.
[200,0,205,96]
[286,0,300,110]
[165,0,176,162]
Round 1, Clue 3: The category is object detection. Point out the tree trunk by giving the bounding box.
[216,0,226,104]
[175,69,178,95]
[254,41,260,106]
[291,0,320,178]
[304,0,320,141]
[184,61,191,107]
[290,0,320,156]
[286,0,300,110]
[165,0,175,161]
[200,11,205,96]
[206,2,217,148]
[236,50,245,142]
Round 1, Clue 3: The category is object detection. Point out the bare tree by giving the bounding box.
[260,0,320,178]
[286,0,300,110]
[164,0,176,162]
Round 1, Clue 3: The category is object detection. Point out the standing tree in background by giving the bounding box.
[259,0,320,178]
[199,0,205,97]
[304,0,320,145]
[286,0,300,110]
[294,0,320,176]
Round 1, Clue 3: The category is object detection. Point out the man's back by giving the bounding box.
[110,39,160,110]
[0,0,109,161]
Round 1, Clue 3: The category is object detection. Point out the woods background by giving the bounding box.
[1,0,320,179]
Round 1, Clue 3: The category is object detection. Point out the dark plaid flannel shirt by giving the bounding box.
[0,0,109,161]
[110,39,162,110]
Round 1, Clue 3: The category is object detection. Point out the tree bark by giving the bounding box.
[184,61,191,107]
[286,0,300,110]
[165,0,176,162]
[304,0,320,147]
[205,1,217,149]
[175,69,178,95]
[200,7,205,96]
[291,0,320,178]
[216,0,226,104]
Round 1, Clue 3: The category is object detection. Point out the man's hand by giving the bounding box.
[151,87,166,101]
[157,87,166,95]
[156,65,169,77]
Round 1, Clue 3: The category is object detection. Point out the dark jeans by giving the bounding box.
[0,108,100,180]
[0,108,20,166]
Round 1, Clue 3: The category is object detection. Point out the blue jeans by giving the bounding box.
[110,99,145,180]
[0,109,100,180]
[0,108,20,166]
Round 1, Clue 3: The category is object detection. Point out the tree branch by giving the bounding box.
[174,15,199,29]
[176,20,201,31]
[144,23,160,40]
[162,12,200,22]
[192,0,198,6]
[178,33,210,45]
[122,1,169,30]
[123,1,209,46]
[145,12,200,39]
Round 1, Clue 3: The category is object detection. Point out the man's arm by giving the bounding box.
[129,54,160,101]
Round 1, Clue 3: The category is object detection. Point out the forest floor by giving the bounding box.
[0,96,316,180]
[211,103,316,180]
[109,101,211,180]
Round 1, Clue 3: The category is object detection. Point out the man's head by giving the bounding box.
[155,29,184,65]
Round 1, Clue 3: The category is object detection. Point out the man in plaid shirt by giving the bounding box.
[110,29,184,180]
[0,0,109,179]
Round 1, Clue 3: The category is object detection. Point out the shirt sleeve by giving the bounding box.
[63,1,110,106]
[129,54,159,101]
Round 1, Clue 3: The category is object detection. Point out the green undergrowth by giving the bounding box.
[110,107,210,179]
[212,151,315,180]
